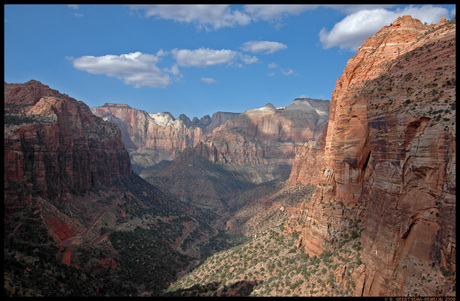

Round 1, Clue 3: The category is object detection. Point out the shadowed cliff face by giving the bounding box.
[4,80,132,205]
[287,16,455,296]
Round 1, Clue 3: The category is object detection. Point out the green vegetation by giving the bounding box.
[164,198,366,297]
[4,198,136,297]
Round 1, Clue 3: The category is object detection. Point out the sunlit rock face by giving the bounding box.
[4,80,132,205]
[287,16,456,296]
[186,99,329,168]
[91,104,238,170]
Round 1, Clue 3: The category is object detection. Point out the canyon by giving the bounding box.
[91,103,238,176]
[147,98,329,215]
[91,98,329,179]
[4,15,456,297]
[3,80,246,296]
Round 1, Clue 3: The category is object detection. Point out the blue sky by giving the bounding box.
[4,4,456,119]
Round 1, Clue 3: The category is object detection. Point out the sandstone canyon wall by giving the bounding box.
[91,103,238,171]
[4,80,132,206]
[288,16,455,296]
[184,99,329,168]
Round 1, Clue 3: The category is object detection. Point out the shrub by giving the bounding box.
[350,230,359,240]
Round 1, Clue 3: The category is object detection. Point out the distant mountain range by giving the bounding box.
[91,97,329,178]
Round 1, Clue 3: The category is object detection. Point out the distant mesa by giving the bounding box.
[103,103,132,108]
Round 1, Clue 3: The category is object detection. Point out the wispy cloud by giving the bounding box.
[130,5,250,30]
[243,5,316,21]
[171,48,240,67]
[130,4,317,30]
[267,63,295,77]
[281,68,296,76]
[239,54,258,65]
[72,52,171,88]
[319,5,452,51]
[68,4,83,17]
[241,40,287,54]
[171,47,258,68]
[201,77,217,84]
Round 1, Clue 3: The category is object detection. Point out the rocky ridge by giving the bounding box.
[286,16,456,296]
[4,80,132,205]
[91,103,238,173]
[183,98,329,167]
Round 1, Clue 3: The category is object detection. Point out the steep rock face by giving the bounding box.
[91,104,238,169]
[4,80,132,206]
[288,16,455,296]
[288,126,327,186]
[186,99,329,168]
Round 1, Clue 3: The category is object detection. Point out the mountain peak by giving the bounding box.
[285,98,329,116]
[392,15,424,27]
[263,103,277,110]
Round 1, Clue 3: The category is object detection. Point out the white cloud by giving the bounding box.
[68,4,83,17]
[130,4,319,30]
[281,68,295,76]
[156,49,168,57]
[243,5,316,21]
[241,40,287,54]
[399,5,452,23]
[267,63,295,76]
[164,64,181,77]
[239,53,259,64]
[71,48,257,88]
[201,77,217,84]
[171,48,242,67]
[324,4,393,14]
[72,52,171,88]
[130,5,251,30]
[320,5,451,51]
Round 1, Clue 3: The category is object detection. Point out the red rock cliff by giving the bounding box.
[288,16,455,296]
[185,99,329,167]
[4,80,132,206]
[91,104,238,170]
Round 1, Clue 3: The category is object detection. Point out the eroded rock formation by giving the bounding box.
[4,80,132,206]
[287,16,456,296]
[91,103,238,170]
[185,99,329,168]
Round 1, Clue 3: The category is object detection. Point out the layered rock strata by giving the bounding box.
[288,16,456,296]
[91,104,238,169]
[185,99,329,168]
[4,80,132,206]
